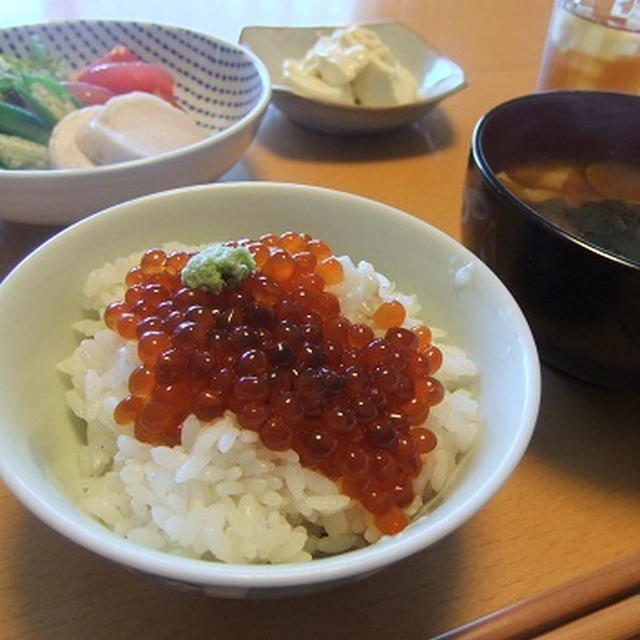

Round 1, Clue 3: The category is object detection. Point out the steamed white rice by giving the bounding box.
[56,244,479,564]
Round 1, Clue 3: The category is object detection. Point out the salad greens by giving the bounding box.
[0,36,78,169]
[0,37,180,171]
[0,133,48,169]
[0,100,50,144]
[12,71,79,126]
[0,37,69,87]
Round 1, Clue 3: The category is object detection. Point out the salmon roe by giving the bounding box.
[108,234,443,534]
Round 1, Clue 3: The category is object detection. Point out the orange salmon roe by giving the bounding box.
[373,300,406,330]
[108,233,441,532]
[413,325,432,350]
[315,256,343,285]
[374,505,409,535]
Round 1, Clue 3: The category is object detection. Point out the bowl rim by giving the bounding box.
[0,18,272,179]
[0,181,540,589]
[470,90,640,273]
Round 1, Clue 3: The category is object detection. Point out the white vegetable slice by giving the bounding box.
[76,91,206,165]
[48,105,102,169]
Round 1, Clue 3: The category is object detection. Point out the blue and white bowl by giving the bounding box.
[0,20,271,224]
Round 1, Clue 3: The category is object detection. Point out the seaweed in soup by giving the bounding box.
[534,198,640,266]
[496,160,640,266]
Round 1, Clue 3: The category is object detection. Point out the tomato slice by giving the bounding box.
[71,46,140,81]
[94,45,138,65]
[77,62,176,104]
[61,80,115,105]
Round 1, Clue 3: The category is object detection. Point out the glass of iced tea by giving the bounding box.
[537,0,640,92]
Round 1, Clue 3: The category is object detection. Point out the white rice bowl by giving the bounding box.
[0,182,540,597]
[56,244,480,564]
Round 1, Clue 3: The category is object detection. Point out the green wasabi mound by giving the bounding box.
[181,244,256,293]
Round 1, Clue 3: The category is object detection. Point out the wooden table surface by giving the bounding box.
[1,1,639,639]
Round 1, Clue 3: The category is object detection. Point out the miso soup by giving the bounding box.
[496,160,640,266]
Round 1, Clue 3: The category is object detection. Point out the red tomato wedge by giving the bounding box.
[93,45,138,65]
[70,46,139,81]
[77,62,176,105]
[61,81,115,105]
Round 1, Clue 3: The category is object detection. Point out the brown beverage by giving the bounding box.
[537,0,640,92]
